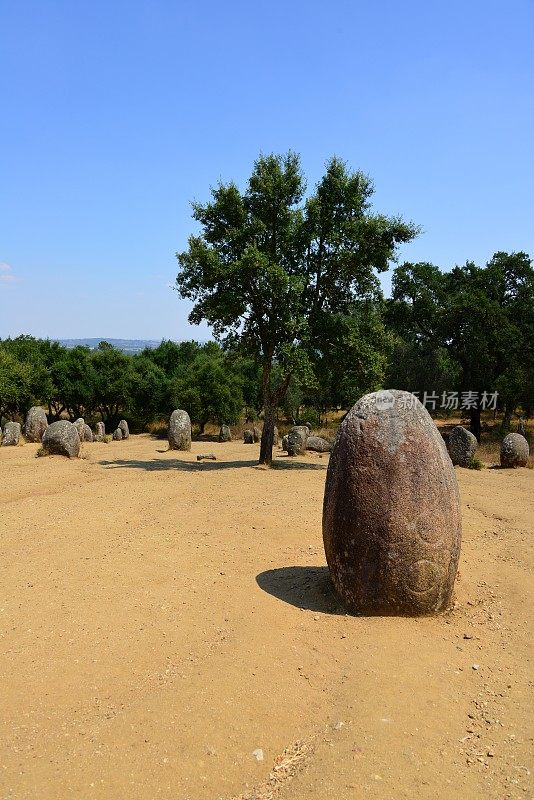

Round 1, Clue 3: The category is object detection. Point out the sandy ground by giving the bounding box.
[0,435,532,800]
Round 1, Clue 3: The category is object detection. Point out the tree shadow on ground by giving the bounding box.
[256,565,345,615]
[98,457,327,472]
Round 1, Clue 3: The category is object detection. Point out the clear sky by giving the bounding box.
[1,0,533,341]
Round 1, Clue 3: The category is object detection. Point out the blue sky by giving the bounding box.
[1,0,533,341]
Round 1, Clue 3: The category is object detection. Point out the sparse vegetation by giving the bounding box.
[467,456,485,470]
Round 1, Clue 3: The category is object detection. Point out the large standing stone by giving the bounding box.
[168,410,191,451]
[83,423,94,442]
[2,421,21,447]
[94,421,106,441]
[25,407,48,442]
[273,426,279,446]
[448,425,478,467]
[307,435,332,453]
[322,389,461,616]
[286,426,309,456]
[42,420,81,458]
[253,425,261,443]
[243,429,254,444]
[500,433,529,468]
[218,424,232,442]
[113,427,123,441]
[118,420,129,439]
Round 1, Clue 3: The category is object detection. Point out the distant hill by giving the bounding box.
[59,338,162,354]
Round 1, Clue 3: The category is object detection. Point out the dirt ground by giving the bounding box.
[1,435,532,800]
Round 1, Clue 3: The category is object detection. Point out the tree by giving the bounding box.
[309,300,392,413]
[0,349,34,421]
[49,345,97,420]
[92,342,133,425]
[0,335,55,418]
[128,355,171,426]
[176,152,418,465]
[170,348,243,433]
[143,339,202,376]
[389,251,534,439]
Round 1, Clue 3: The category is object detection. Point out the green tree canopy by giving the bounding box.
[170,347,243,433]
[176,152,418,464]
[389,251,534,438]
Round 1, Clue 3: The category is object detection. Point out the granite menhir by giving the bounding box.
[322,389,461,616]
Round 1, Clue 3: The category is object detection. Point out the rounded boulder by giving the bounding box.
[307,435,332,453]
[42,420,81,458]
[322,389,461,616]
[168,410,191,451]
[448,425,478,467]
[500,433,529,468]
[243,429,254,444]
[113,428,123,441]
[25,407,48,443]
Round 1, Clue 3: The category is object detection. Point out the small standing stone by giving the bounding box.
[168,410,192,451]
[253,425,261,443]
[448,425,478,467]
[74,418,85,441]
[24,407,48,442]
[286,425,309,456]
[1,421,21,447]
[281,434,289,451]
[42,420,81,458]
[243,430,254,444]
[218,424,232,442]
[94,421,106,441]
[273,426,279,446]
[500,433,529,468]
[83,423,94,442]
[118,420,129,439]
[113,428,123,441]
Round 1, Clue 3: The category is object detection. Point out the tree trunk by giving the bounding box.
[258,352,291,467]
[259,398,276,466]
[469,403,481,443]
[502,403,514,432]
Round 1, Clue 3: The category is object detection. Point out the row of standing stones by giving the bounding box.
[0,406,530,469]
[166,409,333,455]
[448,423,530,468]
[0,396,531,617]
[0,408,130,458]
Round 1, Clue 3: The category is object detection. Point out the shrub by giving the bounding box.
[467,456,485,470]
